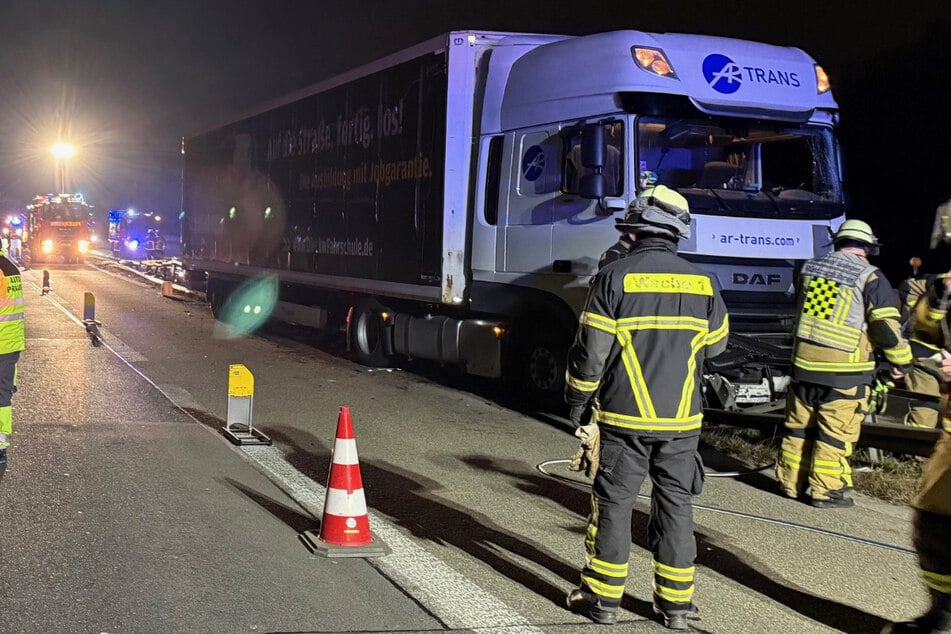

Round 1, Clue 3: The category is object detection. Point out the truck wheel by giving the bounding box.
[350,299,396,368]
[519,327,569,405]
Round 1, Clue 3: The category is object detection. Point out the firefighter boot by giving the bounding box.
[809,488,855,509]
[566,588,618,625]
[883,592,951,633]
[0,447,7,482]
[654,604,700,630]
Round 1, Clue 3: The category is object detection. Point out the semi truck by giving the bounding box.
[181,29,845,405]
[26,193,93,264]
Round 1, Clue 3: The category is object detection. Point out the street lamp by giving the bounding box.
[50,142,76,193]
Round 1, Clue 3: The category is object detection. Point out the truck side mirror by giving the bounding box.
[580,174,605,199]
[581,124,605,169]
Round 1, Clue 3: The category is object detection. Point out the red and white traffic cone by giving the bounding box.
[302,406,389,558]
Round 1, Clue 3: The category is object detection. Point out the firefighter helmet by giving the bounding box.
[616,185,691,240]
[833,219,880,254]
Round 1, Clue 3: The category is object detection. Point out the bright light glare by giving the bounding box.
[77,240,89,253]
[50,143,76,159]
[214,275,279,339]
[42,239,54,254]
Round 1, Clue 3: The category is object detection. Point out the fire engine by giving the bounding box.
[26,194,93,263]
[108,209,166,259]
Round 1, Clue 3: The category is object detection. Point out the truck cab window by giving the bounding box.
[637,117,843,218]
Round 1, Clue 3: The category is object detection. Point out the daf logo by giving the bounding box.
[521,145,546,182]
[703,54,742,94]
[733,272,782,286]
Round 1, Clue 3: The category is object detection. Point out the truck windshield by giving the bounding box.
[637,118,843,219]
[41,203,87,221]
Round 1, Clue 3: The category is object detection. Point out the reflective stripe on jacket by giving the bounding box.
[791,250,910,387]
[566,238,729,434]
[0,256,25,354]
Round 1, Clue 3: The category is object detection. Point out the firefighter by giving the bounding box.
[564,185,729,629]
[902,272,951,431]
[0,237,25,482]
[882,332,951,633]
[776,219,913,507]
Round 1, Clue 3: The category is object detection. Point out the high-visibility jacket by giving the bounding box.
[905,275,951,369]
[0,255,24,354]
[791,250,911,388]
[566,237,729,434]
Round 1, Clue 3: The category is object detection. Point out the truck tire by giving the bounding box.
[349,299,396,368]
[519,326,569,405]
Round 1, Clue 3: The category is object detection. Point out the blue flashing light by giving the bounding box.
[10,217,22,226]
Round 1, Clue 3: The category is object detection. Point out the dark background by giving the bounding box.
[0,0,947,280]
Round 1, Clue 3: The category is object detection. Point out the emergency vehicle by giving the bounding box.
[108,209,166,259]
[26,194,93,264]
[182,30,845,404]
[1,213,27,260]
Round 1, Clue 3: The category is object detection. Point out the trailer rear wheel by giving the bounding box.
[350,299,396,368]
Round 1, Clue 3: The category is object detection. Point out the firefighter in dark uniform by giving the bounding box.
[0,237,25,482]
[776,219,912,507]
[564,185,729,629]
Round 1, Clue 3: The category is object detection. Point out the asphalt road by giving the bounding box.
[0,260,931,633]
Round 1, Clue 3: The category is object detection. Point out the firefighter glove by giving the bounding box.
[871,375,895,415]
[568,421,600,479]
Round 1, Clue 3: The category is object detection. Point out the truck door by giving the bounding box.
[501,128,559,274]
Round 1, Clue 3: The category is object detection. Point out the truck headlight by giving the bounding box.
[78,240,89,253]
[42,240,54,254]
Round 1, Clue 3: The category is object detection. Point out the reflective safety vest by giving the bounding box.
[0,256,25,354]
[791,250,910,387]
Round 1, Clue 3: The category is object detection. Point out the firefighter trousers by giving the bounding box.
[579,431,702,614]
[0,351,19,448]
[905,366,945,430]
[776,381,868,500]
[913,432,951,601]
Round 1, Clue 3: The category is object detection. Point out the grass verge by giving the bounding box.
[700,424,923,505]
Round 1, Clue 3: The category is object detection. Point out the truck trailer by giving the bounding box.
[181,30,845,405]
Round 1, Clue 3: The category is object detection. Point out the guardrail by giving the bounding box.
[704,389,944,458]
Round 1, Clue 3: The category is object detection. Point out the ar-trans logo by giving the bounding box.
[521,145,546,182]
[702,54,743,94]
[702,53,802,95]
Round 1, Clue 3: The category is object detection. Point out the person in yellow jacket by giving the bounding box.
[776,219,912,507]
[883,364,951,633]
[901,272,951,431]
[0,238,25,482]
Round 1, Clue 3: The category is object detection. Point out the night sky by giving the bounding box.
[0,0,947,279]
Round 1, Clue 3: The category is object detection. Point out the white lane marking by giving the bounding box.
[26,280,147,362]
[246,445,543,633]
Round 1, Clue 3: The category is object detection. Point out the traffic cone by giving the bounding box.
[301,406,389,558]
